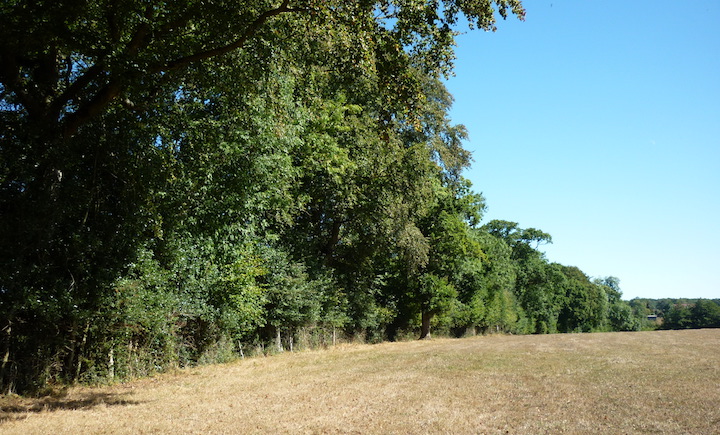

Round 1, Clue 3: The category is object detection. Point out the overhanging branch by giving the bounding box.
[61,0,305,138]
[158,0,302,73]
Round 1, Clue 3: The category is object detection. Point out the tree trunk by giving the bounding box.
[323,220,343,264]
[1,322,11,393]
[108,347,115,380]
[67,323,78,382]
[275,327,284,353]
[420,311,433,340]
[75,322,90,381]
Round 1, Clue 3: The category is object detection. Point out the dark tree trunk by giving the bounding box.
[419,311,433,340]
[0,321,11,393]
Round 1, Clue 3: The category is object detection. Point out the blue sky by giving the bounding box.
[444,0,720,300]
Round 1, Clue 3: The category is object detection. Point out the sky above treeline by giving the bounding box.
[444,0,720,300]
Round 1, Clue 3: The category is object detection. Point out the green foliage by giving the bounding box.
[0,0,658,394]
[663,304,693,329]
[690,300,720,328]
[556,266,608,333]
[663,300,720,329]
[417,273,458,315]
[595,277,641,332]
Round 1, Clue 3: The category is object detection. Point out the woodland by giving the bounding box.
[0,1,656,394]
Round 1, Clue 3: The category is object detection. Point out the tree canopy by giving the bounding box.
[1,0,652,395]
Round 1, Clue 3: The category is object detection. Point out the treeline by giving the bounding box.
[1,1,646,394]
[630,299,720,329]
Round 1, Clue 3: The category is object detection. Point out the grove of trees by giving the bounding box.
[630,299,720,330]
[1,1,647,394]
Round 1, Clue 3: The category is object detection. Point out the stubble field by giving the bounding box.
[1,329,719,434]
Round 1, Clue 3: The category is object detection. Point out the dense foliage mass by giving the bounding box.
[630,299,720,329]
[1,1,648,394]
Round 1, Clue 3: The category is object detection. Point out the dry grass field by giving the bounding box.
[1,329,719,434]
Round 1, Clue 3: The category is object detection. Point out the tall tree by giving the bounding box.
[482,220,561,333]
[595,277,640,331]
[556,266,607,332]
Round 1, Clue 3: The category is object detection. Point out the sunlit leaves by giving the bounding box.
[0,0,532,392]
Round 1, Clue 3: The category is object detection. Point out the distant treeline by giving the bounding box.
[629,299,720,330]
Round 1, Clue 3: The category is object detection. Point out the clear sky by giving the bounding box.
[444,0,720,300]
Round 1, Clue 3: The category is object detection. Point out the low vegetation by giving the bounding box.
[2,329,718,434]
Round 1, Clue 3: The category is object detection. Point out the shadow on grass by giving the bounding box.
[0,391,141,424]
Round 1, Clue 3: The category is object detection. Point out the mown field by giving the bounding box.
[1,329,718,434]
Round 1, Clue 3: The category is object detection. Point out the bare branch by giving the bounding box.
[50,62,105,117]
[158,0,302,72]
[125,6,154,56]
[50,6,153,118]
[0,51,40,117]
[62,81,123,139]
[60,1,305,138]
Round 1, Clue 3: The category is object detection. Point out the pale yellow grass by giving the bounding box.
[1,329,719,434]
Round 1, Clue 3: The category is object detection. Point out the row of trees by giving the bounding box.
[662,300,720,329]
[630,299,720,329]
[1,1,646,394]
